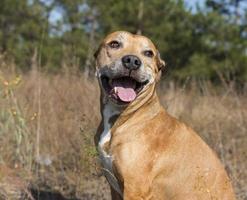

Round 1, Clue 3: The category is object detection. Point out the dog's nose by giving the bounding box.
[122,55,142,70]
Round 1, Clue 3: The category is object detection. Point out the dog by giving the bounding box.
[94,31,236,200]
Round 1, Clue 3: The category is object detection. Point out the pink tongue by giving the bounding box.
[115,87,136,102]
[112,78,137,102]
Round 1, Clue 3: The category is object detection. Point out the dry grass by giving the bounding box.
[0,65,246,199]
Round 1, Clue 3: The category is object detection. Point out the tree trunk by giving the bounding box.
[84,11,97,78]
[137,1,144,35]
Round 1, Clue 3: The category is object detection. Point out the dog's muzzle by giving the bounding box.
[98,54,151,105]
[100,74,149,105]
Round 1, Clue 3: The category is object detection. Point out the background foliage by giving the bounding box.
[0,0,246,83]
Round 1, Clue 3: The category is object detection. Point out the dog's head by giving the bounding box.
[95,31,165,106]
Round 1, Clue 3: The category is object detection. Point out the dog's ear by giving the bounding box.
[155,52,165,82]
[94,45,101,59]
[156,51,165,71]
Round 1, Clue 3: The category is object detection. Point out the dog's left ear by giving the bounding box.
[155,52,165,82]
[156,51,165,71]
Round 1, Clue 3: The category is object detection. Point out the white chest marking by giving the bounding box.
[98,103,122,196]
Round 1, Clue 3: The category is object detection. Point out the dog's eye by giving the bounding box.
[108,41,121,49]
[143,50,154,58]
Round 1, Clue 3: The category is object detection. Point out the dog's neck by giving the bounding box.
[100,84,162,130]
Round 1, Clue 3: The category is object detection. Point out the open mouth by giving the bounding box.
[101,75,149,104]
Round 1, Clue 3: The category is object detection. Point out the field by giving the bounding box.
[0,66,246,199]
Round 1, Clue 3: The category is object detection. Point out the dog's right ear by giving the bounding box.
[94,45,101,59]
[94,45,102,75]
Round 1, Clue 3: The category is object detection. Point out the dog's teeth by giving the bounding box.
[114,87,117,93]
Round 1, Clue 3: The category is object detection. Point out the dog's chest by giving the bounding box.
[98,104,122,196]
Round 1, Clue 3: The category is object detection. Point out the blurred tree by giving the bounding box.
[0,0,49,70]
[51,0,92,73]
[199,0,247,83]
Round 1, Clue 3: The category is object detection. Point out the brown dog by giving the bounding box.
[94,31,236,200]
